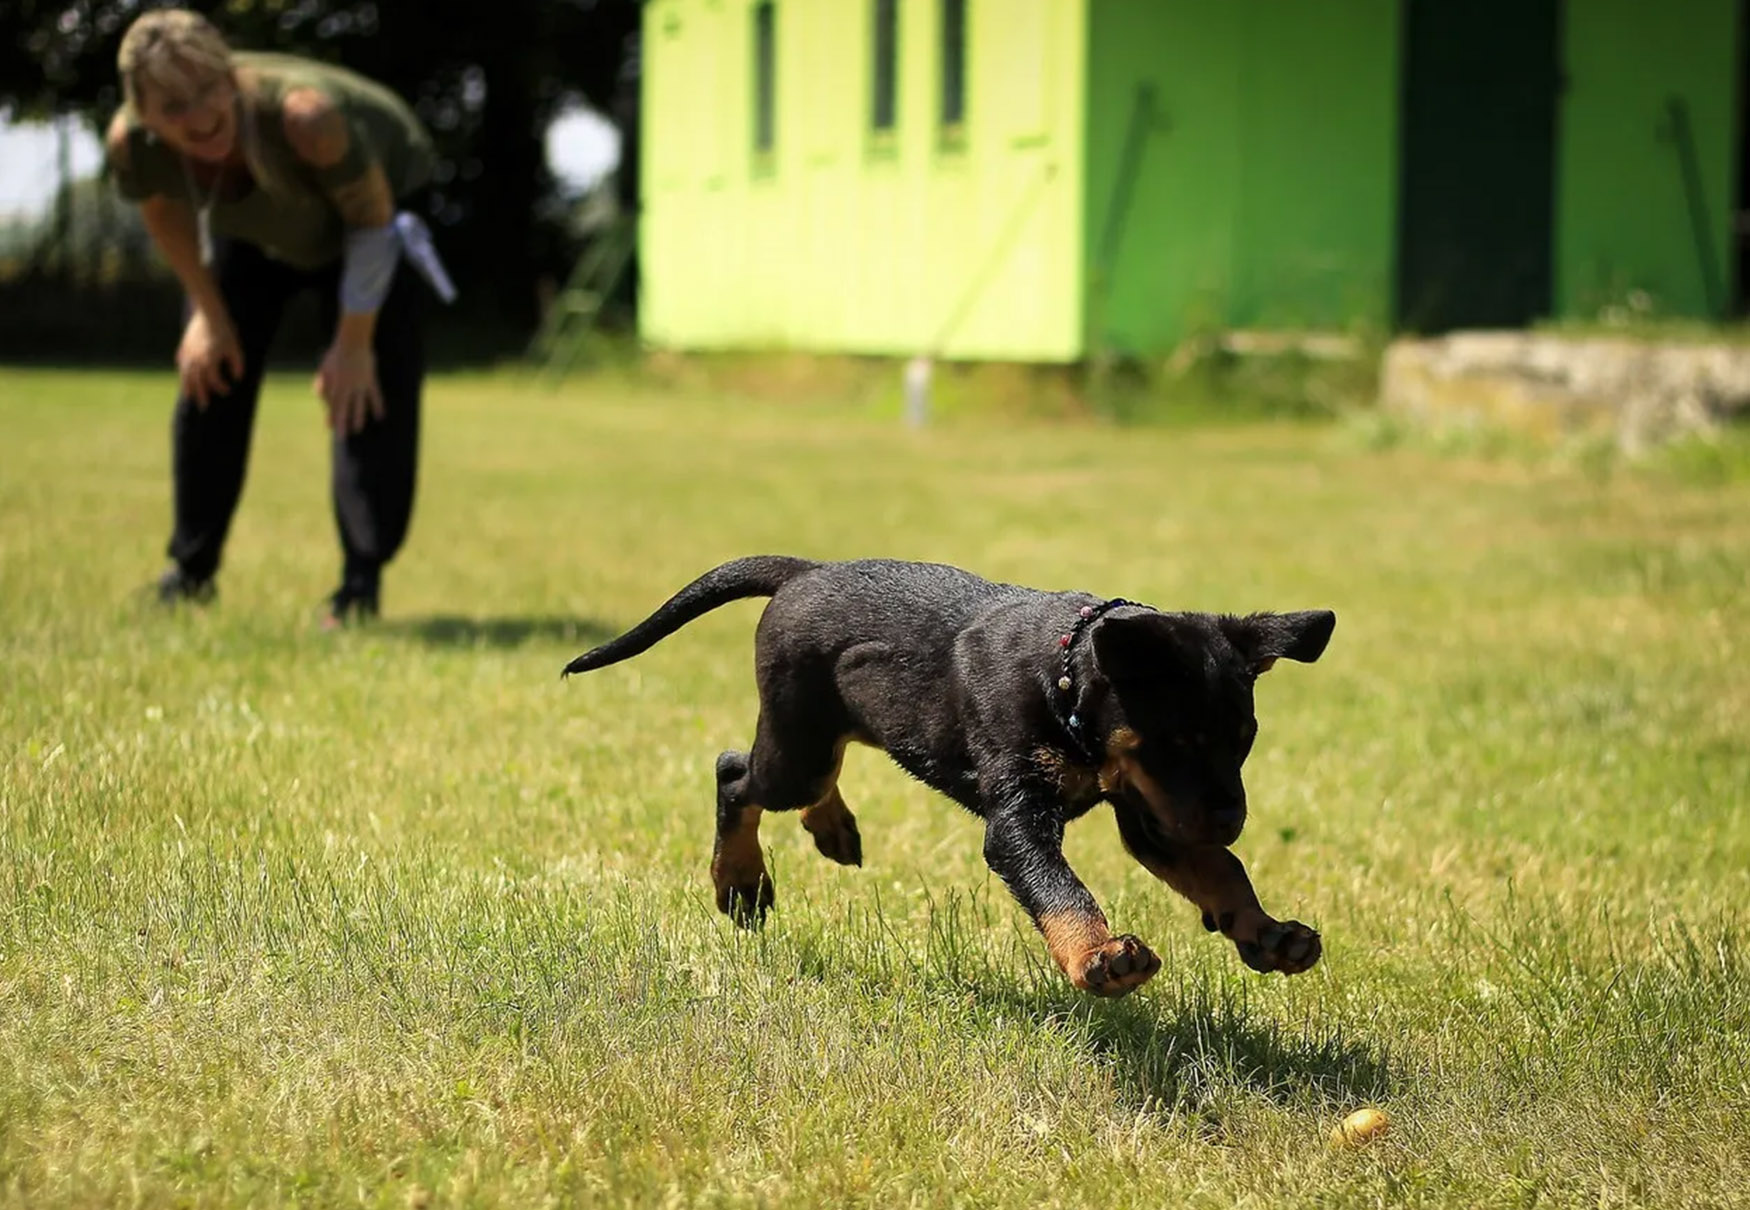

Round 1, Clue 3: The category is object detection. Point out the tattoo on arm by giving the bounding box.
[327,165,394,228]
[283,87,394,228]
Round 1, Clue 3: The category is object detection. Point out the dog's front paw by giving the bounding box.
[1073,934,1161,998]
[1233,918,1321,975]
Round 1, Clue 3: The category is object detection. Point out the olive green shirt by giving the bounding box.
[110,52,435,270]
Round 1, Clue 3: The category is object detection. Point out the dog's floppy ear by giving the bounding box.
[1091,613,1197,683]
[1223,610,1336,675]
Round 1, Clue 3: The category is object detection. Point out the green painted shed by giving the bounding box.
[637,0,1746,361]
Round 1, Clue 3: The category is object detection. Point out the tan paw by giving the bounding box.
[800,798,863,867]
[1071,934,1161,997]
[1204,908,1322,975]
[1235,917,1321,974]
[714,875,773,928]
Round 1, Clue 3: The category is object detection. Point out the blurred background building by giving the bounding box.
[639,0,1746,364]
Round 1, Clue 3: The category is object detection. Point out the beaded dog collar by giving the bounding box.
[1053,597,1143,761]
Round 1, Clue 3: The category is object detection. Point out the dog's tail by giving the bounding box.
[561,555,821,677]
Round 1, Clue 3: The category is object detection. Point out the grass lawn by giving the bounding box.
[2,366,1748,1208]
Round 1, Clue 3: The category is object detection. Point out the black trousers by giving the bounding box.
[168,237,425,585]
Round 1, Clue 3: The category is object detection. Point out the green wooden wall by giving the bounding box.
[1083,0,1400,356]
[1556,0,1741,320]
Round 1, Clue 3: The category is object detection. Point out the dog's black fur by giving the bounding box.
[564,556,1334,997]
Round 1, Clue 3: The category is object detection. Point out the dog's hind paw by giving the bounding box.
[716,876,775,929]
[800,798,863,867]
[1074,934,1161,998]
[1234,919,1321,975]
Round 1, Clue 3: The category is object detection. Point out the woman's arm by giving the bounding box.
[138,196,231,321]
[283,88,397,433]
[109,110,232,323]
[109,111,242,406]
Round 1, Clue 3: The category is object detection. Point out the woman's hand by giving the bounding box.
[314,340,384,434]
[177,309,244,408]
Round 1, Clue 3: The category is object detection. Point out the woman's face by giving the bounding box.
[136,67,238,162]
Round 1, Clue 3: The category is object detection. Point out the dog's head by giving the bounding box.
[1091,608,1335,846]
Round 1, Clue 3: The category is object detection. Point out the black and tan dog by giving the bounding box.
[563,556,1334,997]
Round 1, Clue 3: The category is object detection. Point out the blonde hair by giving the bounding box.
[117,9,233,113]
[117,9,290,196]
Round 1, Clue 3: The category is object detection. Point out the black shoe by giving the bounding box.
[154,565,216,607]
[322,575,380,629]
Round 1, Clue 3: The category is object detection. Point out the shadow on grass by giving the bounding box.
[1004,978,1394,1115]
[782,884,1393,1115]
[377,614,617,650]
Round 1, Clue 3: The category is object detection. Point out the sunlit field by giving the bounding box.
[3,366,1747,1208]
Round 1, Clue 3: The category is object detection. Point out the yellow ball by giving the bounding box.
[1329,1107,1391,1148]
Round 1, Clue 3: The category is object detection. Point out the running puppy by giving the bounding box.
[563,556,1335,997]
